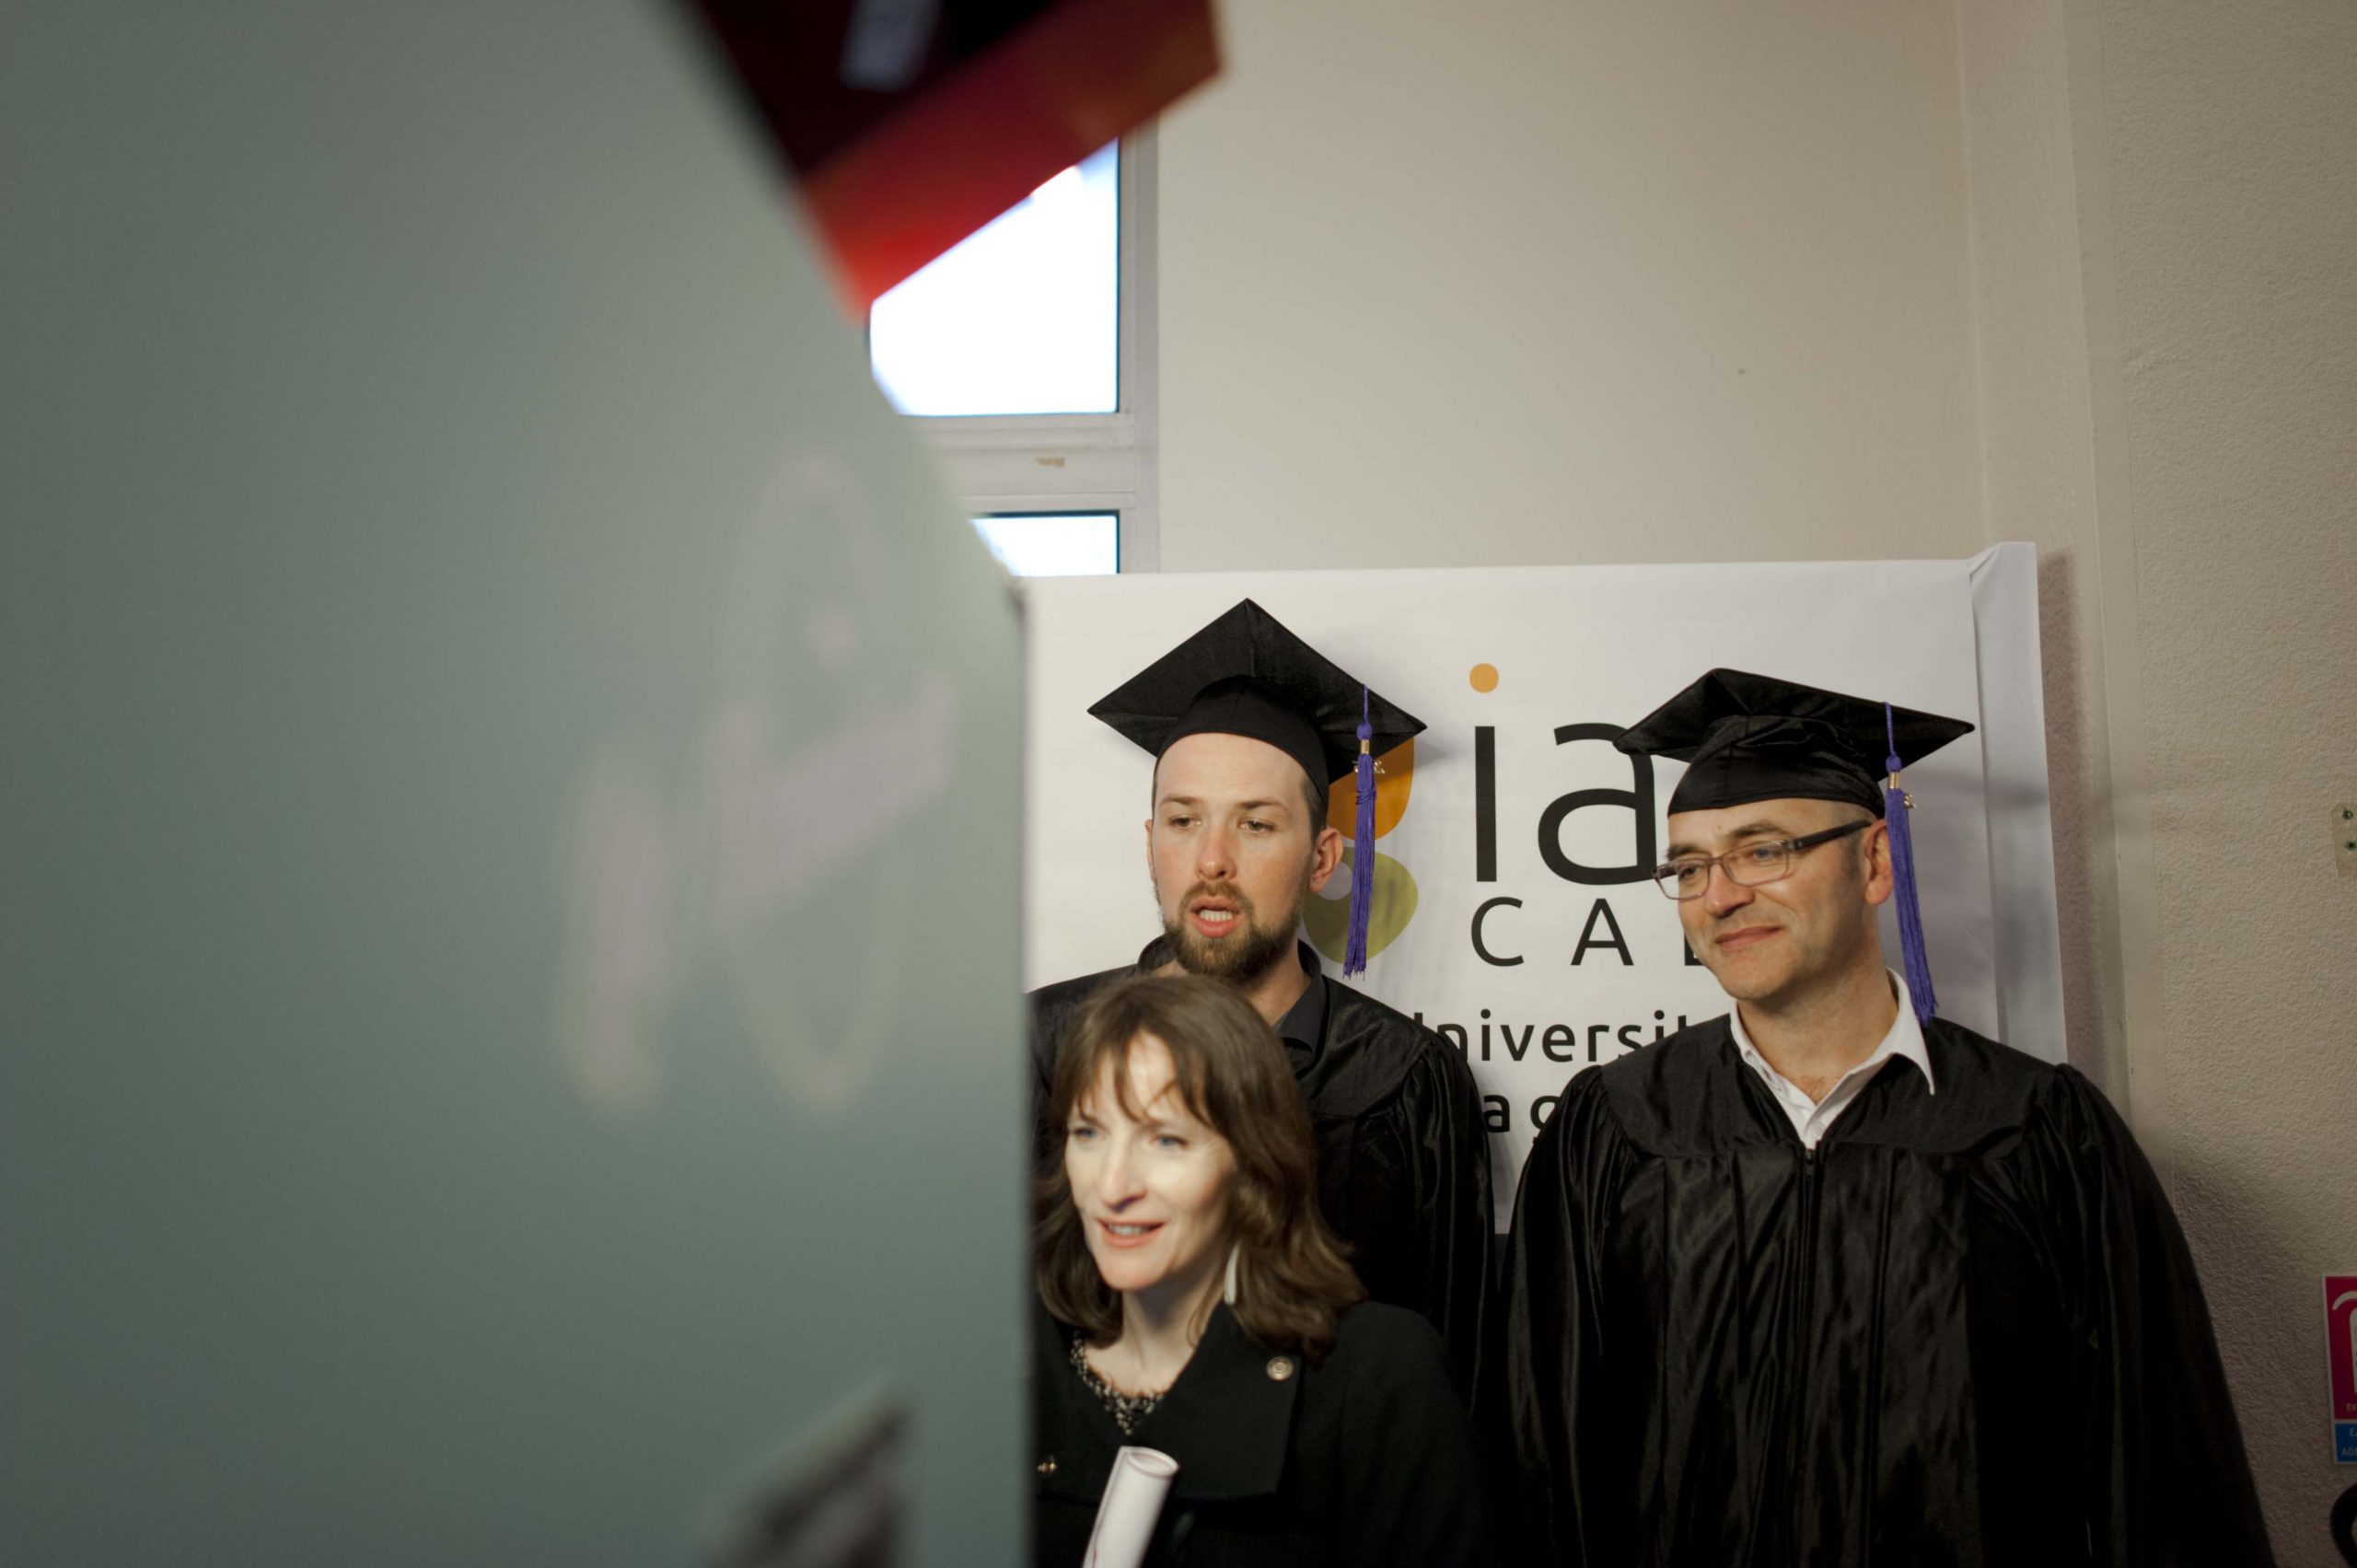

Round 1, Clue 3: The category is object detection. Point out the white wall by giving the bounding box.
[1155,0,2357,1554]
[2071,0,2357,1548]
[1156,0,1985,570]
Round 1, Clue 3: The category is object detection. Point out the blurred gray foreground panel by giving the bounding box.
[0,4,1024,1563]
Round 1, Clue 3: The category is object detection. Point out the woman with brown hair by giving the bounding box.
[1030,973,1485,1566]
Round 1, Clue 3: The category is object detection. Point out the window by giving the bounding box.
[867,134,1157,574]
[970,512,1120,576]
[871,146,1118,417]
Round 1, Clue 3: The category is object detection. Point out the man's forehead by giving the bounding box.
[1665,796,1853,849]
[1152,730,1313,799]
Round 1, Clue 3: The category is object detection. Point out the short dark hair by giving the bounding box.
[1299,767,1329,836]
[1036,974,1364,1361]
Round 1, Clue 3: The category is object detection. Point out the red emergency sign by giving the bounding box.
[2328,1275,2357,1421]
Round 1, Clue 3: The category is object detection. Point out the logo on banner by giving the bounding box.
[1304,657,1703,1136]
[1303,739,1422,964]
[1301,657,1661,975]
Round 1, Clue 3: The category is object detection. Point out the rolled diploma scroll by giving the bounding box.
[1083,1446,1178,1568]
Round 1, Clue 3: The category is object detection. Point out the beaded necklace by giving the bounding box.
[1068,1331,1167,1436]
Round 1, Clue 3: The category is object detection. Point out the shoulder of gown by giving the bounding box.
[1892,1016,2131,1162]
[1321,1298,1456,1377]
[1562,1015,1759,1158]
[1317,979,1482,1121]
[1573,1012,2099,1159]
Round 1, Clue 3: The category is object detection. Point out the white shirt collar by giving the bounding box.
[1726,970,1935,1149]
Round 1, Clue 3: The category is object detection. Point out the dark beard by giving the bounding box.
[1159,880,1304,982]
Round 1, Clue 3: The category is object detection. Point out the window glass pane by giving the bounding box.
[870,145,1119,416]
[971,514,1118,576]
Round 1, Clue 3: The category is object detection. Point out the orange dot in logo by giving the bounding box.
[1469,663,1500,693]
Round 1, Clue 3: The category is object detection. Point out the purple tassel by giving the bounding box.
[1882,702,1936,1023]
[1344,686,1376,977]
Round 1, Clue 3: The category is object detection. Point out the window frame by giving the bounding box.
[900,128,1158,572]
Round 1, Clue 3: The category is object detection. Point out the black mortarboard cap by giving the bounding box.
[1614,668,1974,818]
[1087,599,1424,789]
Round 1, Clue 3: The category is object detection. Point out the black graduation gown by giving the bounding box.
[1496,1016,2272,1567]
[1028,942,1493,1397]
[1030,1299,1486,1566]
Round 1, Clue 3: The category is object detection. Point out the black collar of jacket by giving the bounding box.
[1133,936,1328,1067]
[1034,1299,1301,1504]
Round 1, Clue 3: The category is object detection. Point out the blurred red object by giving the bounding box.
[688,0,1219,313]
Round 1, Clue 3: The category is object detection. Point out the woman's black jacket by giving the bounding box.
[1030,1298,1485,1566]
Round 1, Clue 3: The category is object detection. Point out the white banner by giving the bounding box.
[1023,550,2064,1224]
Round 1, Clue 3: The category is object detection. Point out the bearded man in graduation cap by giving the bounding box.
[1496,669,2270,1566]
[1028,599,1493,1395]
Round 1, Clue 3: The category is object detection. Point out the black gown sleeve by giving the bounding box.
[1493,1068,1635,1563]
[1321,1040,1494,1402]
[1387,1045,1496,1402]
[2046,1068,2274,1566]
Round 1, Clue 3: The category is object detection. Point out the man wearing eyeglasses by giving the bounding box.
[1492,669,2270,1566]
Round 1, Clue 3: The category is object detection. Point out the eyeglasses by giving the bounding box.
[1651,819,1873,900]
